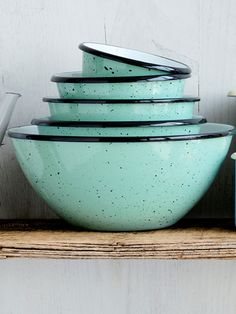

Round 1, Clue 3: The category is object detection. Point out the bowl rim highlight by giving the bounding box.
[43,96,200,104]
[51,71,190,84]
[8,124,234,142]
[31,116,206,127]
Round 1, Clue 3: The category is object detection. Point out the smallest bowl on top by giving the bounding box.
[31,116,206,137]
[79,42,191,76]
[51,72,190,100]
[44,96,200,122]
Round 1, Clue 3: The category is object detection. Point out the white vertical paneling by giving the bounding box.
[192,0,236,217]
[0,259,236,314]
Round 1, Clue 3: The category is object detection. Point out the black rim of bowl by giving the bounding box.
[79,42,191,75]
[51,72,191,83]
[31,116,206,127]
[8,125,234,142]
[43,96,200,104]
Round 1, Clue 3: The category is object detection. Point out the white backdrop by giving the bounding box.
[1,0,236,313]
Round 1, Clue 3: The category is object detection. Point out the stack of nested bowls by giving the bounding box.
[9,43,234,231]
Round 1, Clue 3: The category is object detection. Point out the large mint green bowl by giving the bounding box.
[31,116,206,137]
[44,97,199,122]
[8,124,233,231]
[79,42,191,76]
[51,72,190,99]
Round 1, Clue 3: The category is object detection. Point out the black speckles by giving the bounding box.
[57,172,60,175]
[110,189,113,192]
[104,66,109,71]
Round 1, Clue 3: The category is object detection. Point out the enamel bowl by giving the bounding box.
[9,123,233,231]
[51,72,190,100]
[44,97,199,122]
[79,42,191,76]
[31,117,206,137]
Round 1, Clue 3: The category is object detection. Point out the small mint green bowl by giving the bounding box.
[51,72,190,100]
[79,42,191,76]
[44,97,199,122]
[8,123,233,231]
[31,116,206,137]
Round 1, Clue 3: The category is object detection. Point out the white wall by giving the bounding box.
[1,1,236,313]
[1,259,236,314]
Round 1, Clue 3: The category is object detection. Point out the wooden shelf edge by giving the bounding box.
[0,219,235,260]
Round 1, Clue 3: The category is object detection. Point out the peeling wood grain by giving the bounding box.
[0,219,235,259]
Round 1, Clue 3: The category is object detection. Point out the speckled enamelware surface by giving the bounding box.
[51,72,190,99]
[82,51,169,77]
[31,117,206,137]
[79,42,191,76]
[44,97,199,122]
[8,124,233,231]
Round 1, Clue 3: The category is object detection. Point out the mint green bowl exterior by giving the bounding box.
[31,120,205,137]
[56,79,185,100]
[83,51,168,76]
[51,72,188,100]
[47,98,198,122]
[9,124,233,231]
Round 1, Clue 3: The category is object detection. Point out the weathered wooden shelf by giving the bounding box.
[0,219,235,259]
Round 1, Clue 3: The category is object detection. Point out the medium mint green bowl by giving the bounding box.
[79,42,191,76]
[51,72,190,99]
[31,116,206,137]
[44,97,199,122]
[8,123,233,231]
